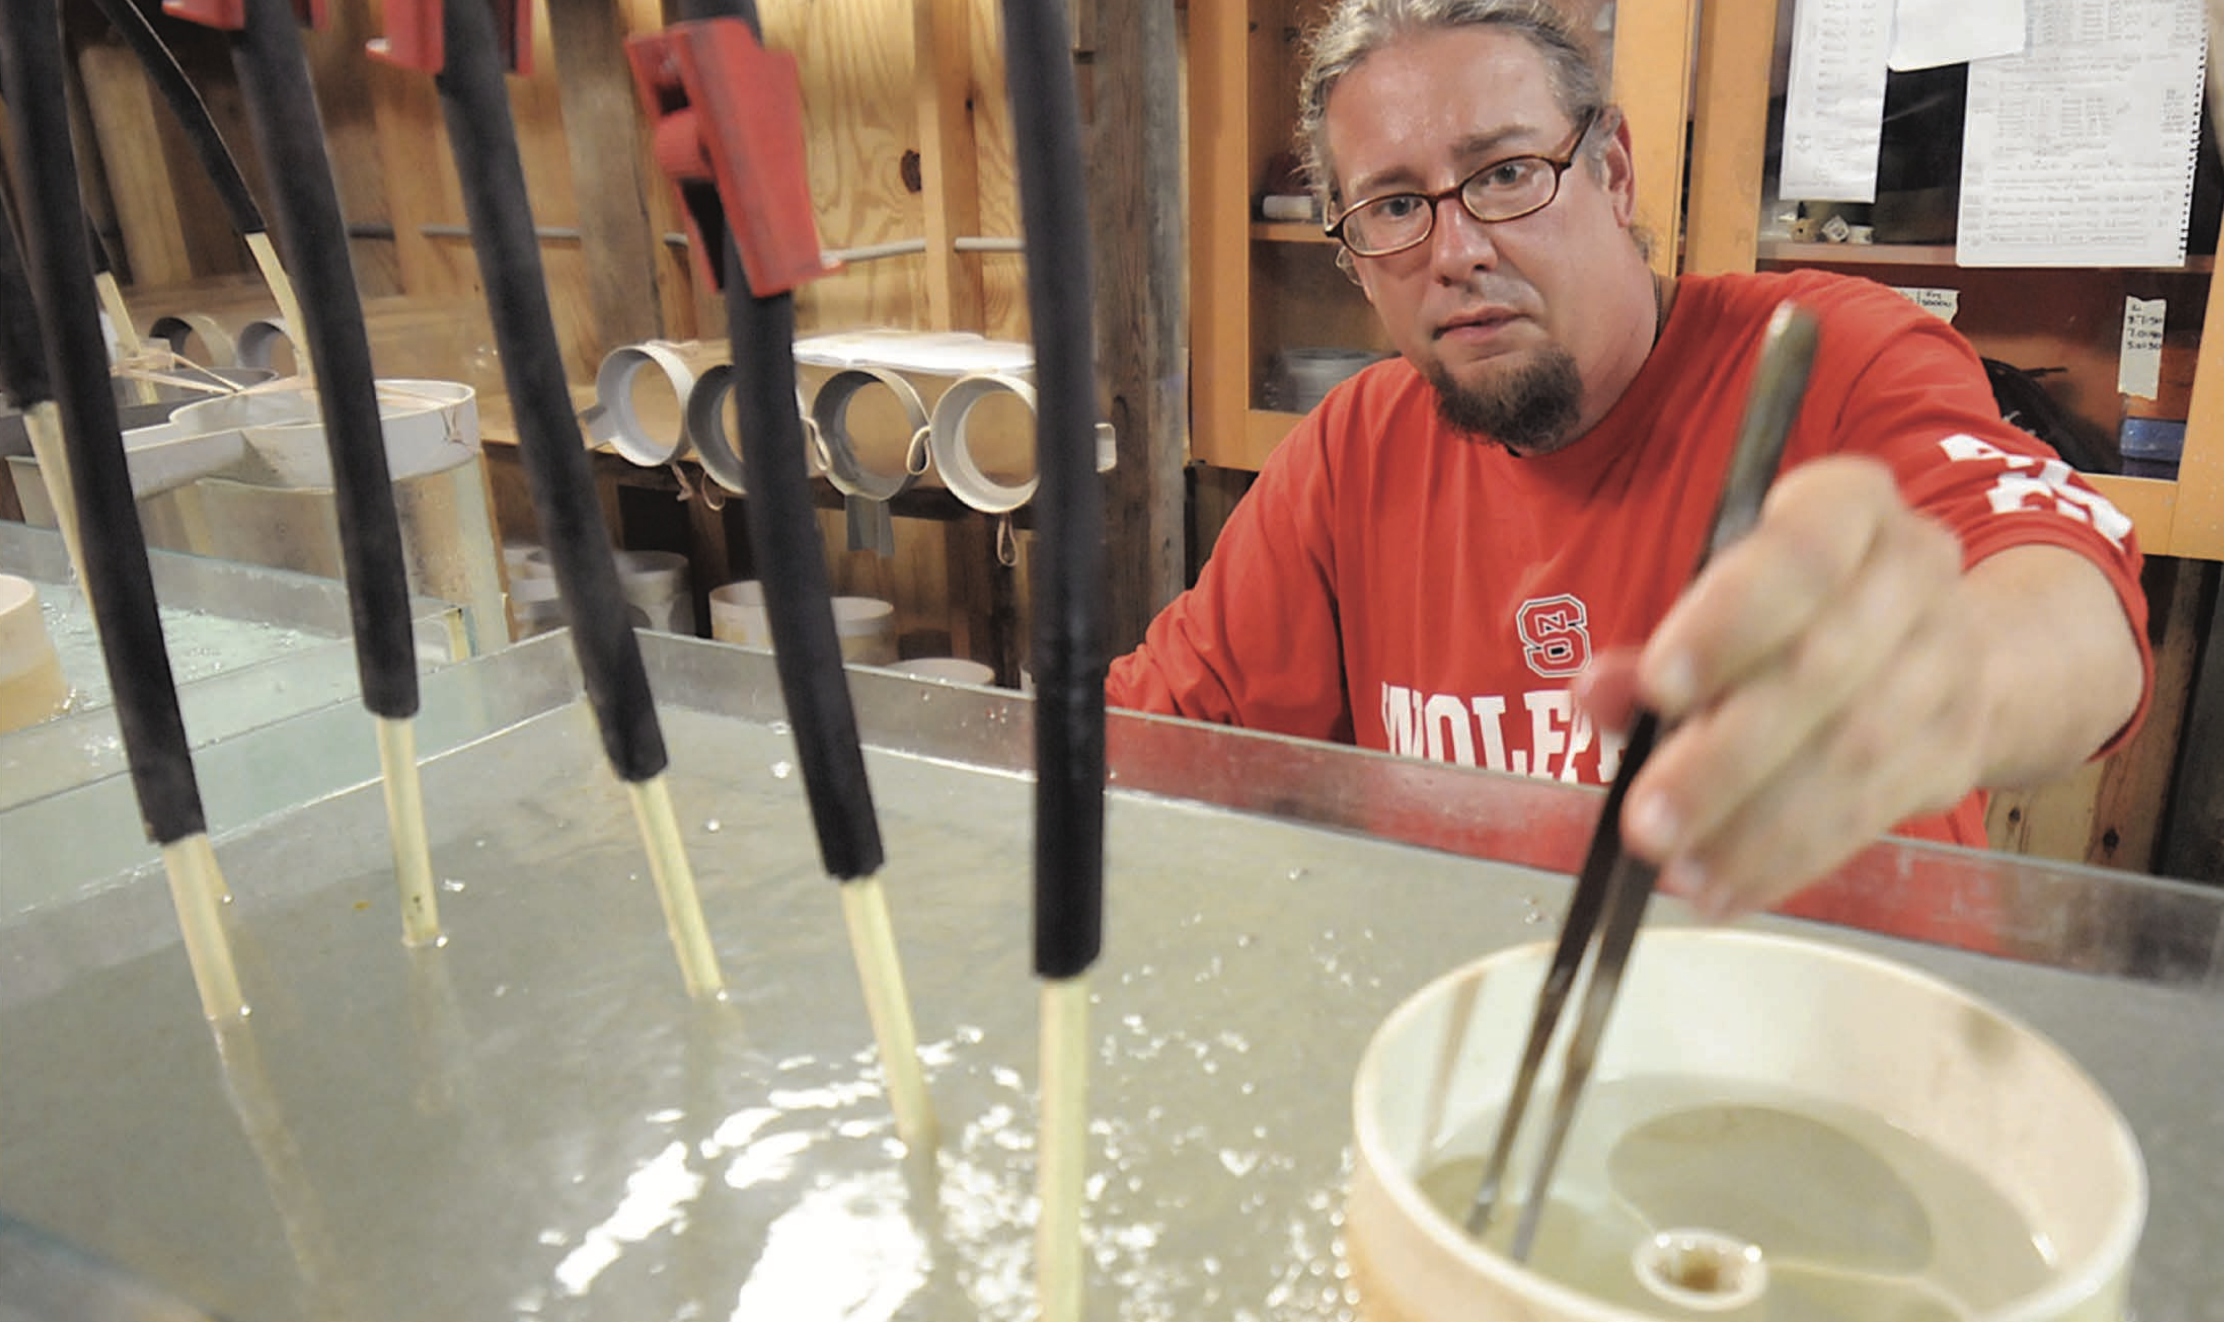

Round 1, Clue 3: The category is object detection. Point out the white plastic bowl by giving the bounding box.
[1348,928,2144,1322]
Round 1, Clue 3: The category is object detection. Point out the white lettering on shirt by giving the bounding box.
[1424,692,1477,765]
[1382,683,1424,757]
[1470,695,1510,772]
[1937,433,2133,549]
[1524,690,1571,780]
[1378,682,1623,785]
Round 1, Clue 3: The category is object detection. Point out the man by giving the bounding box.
[1106,0,2150,923]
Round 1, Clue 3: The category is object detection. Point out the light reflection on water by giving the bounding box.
[728,1168,928,1322]
[0,698,1570,1321]
[552,1141,704,1297]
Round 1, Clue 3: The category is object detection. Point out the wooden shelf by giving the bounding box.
[1758,240,2217,275]
[1251,221,1334,244]
[2087,473,2181,554]
[1242,408,1306,469]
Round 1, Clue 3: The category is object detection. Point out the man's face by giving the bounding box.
[1324,27,1643,454]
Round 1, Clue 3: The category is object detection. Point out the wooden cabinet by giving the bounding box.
[1187,0,1702,470]
[1683,0,2224,562]
[1192,0,2224,567]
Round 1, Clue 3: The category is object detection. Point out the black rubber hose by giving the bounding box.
[434,0,668,782]
[87,0,266,236]
[0,186,52,409]
[677,0,885,880]
[0,0,205,843]
[999,0,1106,981]
[227,0,417,719]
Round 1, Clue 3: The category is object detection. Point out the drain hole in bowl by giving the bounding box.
[1633,1228,1766,1311]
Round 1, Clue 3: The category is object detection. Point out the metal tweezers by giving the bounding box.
[1463,300,1822,1260]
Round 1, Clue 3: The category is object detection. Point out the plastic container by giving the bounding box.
[833,597,899,666]
[524,549,693,635]
[887,656,995,686]
[503,541,550,583]
[0,574,70,734]
[1347,928,2143,1322]
[2118,417,2186,480]
[708,580,769,648]
[613,549,693,635]
[708,584,896,666]
[1273,347,1386,414]
[509,572,565,642]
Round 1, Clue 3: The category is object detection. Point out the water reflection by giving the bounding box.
[726,1170,927,1322]
[554,1141,704,1297]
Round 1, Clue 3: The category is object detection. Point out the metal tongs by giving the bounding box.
[1464,300,1822,1260]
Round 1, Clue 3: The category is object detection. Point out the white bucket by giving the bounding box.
[525,548,692,635]
[709,582,896,666]
[887,656,995,686]
[708,583,895,665]
[1347,928,2143,1322]
[832,596,898,666]
[510,572,564,642]
[0,575,67,735]
[708,580,769,649]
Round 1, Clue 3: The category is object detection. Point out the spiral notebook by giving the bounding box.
[1956,0,2209,267]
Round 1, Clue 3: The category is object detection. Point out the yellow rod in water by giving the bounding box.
[210,1014,348,1309]
[838,876,938,1149]
[626,773,724,999]
[160,832,245,1020]
[1036,976,1090,1322]
[21,402,88,590]
[376,714,441,947]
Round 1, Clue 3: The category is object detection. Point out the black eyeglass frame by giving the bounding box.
[1324,107,1610,261]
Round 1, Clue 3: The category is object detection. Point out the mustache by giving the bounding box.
[1433,278,1536,331]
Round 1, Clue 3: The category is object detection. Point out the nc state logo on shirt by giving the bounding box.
[1516,593,1592,678]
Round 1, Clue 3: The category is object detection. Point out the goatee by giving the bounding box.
[1425,346,1583,456]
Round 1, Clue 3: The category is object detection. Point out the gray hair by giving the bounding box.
[1297,0,1607,216]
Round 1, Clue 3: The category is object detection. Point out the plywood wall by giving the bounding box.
[72,0,1028,365]
[61,0,1047,669]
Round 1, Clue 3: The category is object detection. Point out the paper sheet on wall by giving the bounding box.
[1889,0,2025,70]
[1955,0,2207,267]
[1780,0,1896,201]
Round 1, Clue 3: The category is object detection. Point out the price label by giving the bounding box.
[1892,286,1959,323]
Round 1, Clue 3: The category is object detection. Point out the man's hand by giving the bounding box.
[1573,456,2143,920]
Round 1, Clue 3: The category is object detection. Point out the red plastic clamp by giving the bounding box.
[163,0,324,30]
[366,0,534,77]
[626,20,834,297]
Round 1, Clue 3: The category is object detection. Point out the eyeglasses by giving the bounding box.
[1326,108,1604,259]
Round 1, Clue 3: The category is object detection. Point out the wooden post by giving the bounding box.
[548,0,668,358]
[1682,0,1775,276]
[1185,0,1250,471]
[305,3,404,295]
[1088,0,1187,649]
[76,42,195,287]
[2162,561,2224,883]
[914,0,984,331]
[1609,0,1700,281]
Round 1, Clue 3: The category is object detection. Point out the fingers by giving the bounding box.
[1571,650,1642,734]
[1636,457,1903,718]
[1617,456,1974,917]
[1650,640,1984,918]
